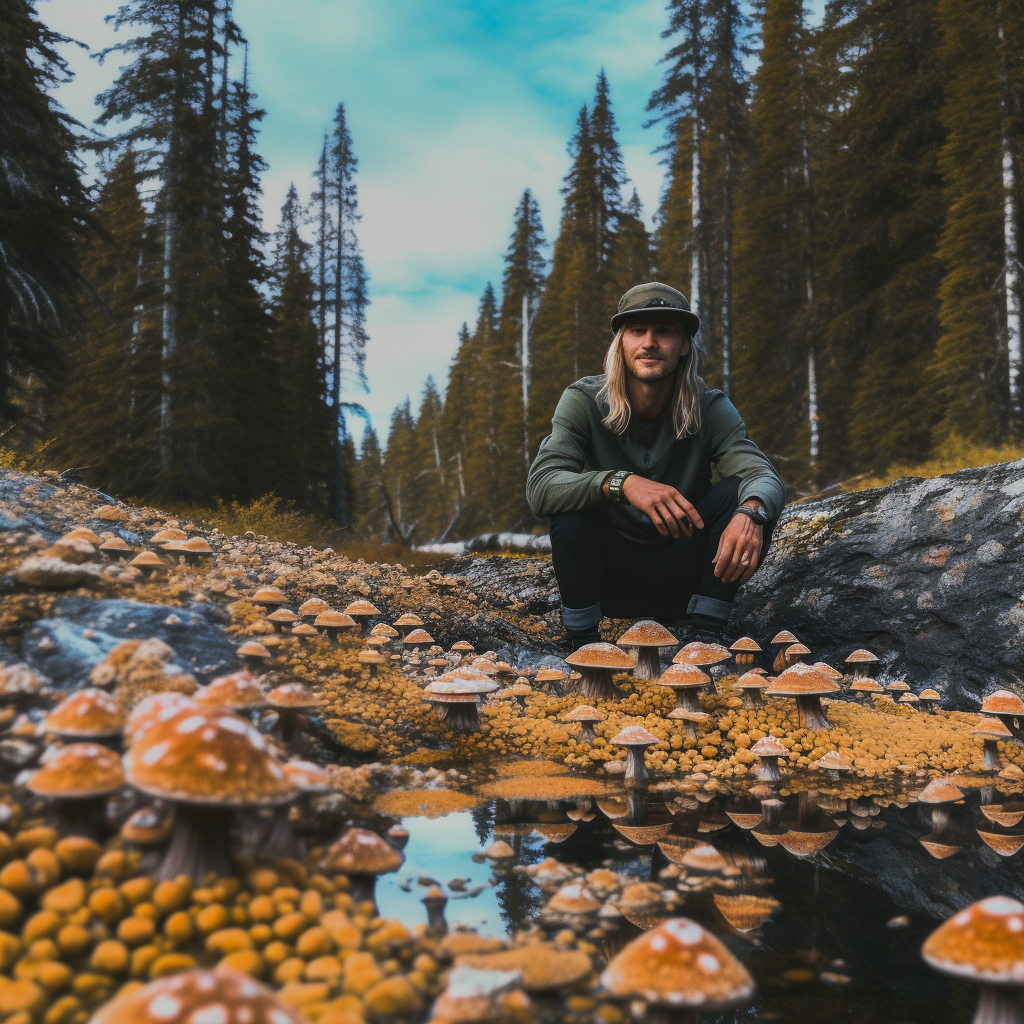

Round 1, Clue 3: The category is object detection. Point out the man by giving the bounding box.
[526,281,785,650]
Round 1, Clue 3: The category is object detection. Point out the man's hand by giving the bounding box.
[620,476,704,538]
[713,509,763,584]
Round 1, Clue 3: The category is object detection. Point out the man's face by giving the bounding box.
[621,319,689,382]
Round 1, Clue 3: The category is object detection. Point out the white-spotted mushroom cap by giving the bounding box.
[565,643,637,671]
[126,693,195,745]
[765,663,839,696]
[546,882,601,915]
[283,759,331,793]
[617,620,677,648]
[844,649,879,665]
[89,967,303,1024]
[610,725,658,748]
[922,897,1024,984]
[672,642,731,667]
[195,670,266,710]
[266,683,319,710]
[322,827,404,876]
[0,663,47,698]
[730,637,762,653]
[919,778,964,804]
[658,664,712,690]
[424,676,498,702]
[982,690,1024,716]
[123,705,293,806]
[563,705,605,723]
[601,917,755,1010]
[28,743,124,798]
[46,688,127,739]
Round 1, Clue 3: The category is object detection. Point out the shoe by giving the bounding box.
[566,626,603,653]
[675,619,733,649]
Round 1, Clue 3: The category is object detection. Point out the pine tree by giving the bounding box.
[438,323,473,535]
[606,190,655,307]
[0,0,93,429]
[54,150,161,491]
[410,377,450,540]
[268,183,333,511]
[813,0,946,477]
[731,0,816,481]
[351,425,386,542]
[590,71,629,269]
[928,0,1011,444]
[381,399,418,544]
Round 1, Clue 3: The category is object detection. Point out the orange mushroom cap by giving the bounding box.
[28,742,124,798]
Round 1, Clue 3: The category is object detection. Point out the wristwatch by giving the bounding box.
[733,502,769,527]
[606,470,633,504]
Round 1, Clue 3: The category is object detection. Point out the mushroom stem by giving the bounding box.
[971,984,1024,1024]
[675,690,703,714]
[631,648,661,681]
[348,872,379,906]
[424,903,447,937]
[756,756,781,783]
[796,695,829,732]
[262,803,304,861]
[157,803,233,884]
[50,796,107,841]
[982,740,1003,772]
[430,701,481,734]
[931,806,953,833]
[274,709,305,746]
[579,723,597,744]
[577,668,621,702]
[623,746,649,789]
[741,690,764,709]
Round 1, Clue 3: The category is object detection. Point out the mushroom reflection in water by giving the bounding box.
[602,917,755,1024]
[565,643,636,701]
[713,893,781,933]
[422,884,448,937]
[617,620,677,680]
[923,896,1024,1024]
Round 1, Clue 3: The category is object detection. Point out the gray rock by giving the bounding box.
[14,556,102,589]
[0,739,38,768]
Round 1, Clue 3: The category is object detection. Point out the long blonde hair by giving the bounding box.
[598,325,705,438]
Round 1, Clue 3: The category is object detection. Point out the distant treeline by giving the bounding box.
[3,0,1023,546]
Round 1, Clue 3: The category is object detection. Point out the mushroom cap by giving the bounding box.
[813,662,844,681]
[498,683,533,699]
[0,664,46,698]
[123,704,293,806]
[898,692,920,704]
[730,637,762,652]
[450,640,476,652]
[130,551,165,568]
[322,827,404,875]
[195,670,266,710]
[182,538,213,553]
[672,642,731,667]
[602,918,755,1010]
[982,690,1024,716]
[445,666,495,683]
[920,689,941,701]
[765,663,839,696]
[848,679,883,692]
[297,598,330,617]
[46,688,126,739]
[394,613,424,627]
[290,623,318,639]
[770,630,798,645]
[266,609,299,625]
[547,883,601,915]
[658,663,711,690]
[99,537,132,552]
[845,648,879,664]
[975,718,1014,740]
[120,804,175,845]
[918,778,964,804]
[266,683,318,709]
[358,650,387,665]
[563,705,605,723]
[344,600,381,617]
[283,759,330,792]
[251,587,288,606]
[610,725,658,747]
[236,641,272,661]
[751,736,787,758]
[736,671,770,690]
[424,676,498,698]
[126,692,195,745]
[713,893,781,933]
[535,668,568,683]
[922,896,1024,984]
[812,751,852,771]
[565,643,636,671]
[667,709,710,723]
[89,968,303,1024]
[371,623,400,639]
[151,528,187,543]
[786,643,810,656]
[314,610,357,629]
[28,742,124,798]
[681,844,728,873]
[403,628,435,645]
[887,680,911,692]
[617,620,677,648]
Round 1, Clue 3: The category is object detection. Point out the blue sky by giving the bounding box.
[42,0,821,441]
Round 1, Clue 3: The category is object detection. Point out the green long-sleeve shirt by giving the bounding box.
[526,376,786,545]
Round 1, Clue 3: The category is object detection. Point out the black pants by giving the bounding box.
[549,476,776,624]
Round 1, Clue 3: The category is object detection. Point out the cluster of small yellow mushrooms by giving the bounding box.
[2,481,1024,1024]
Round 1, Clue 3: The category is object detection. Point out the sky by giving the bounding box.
[41,0,821,441]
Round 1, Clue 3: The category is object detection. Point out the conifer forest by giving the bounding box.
[3,0,1024,548]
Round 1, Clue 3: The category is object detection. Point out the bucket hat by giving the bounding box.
[610,281,700,338]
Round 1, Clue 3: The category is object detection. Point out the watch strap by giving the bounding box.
[733,504,768,526]
[606,470,632,504]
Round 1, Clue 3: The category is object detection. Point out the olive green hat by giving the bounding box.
[610,281,700,338]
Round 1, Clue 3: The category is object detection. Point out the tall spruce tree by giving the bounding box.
[1,0,93,429]
[381,399,417,544]
[607,190,655,306]
[410,377,449,540]
[731,0,817,481]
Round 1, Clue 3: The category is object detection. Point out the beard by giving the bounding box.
[625,351,680,382]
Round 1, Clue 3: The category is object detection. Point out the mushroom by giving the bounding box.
[290,622,319,645]
[236,640,272,672]
[658,664,711,712]
[563,705,605,744]
[919,688,942,712]
[251,586,288,612]
[98,537,133,560]
[27,742,124,839]
[535,667,568,697]
[358,650,388,678]
[429,966,531,1024]
[150,527,187,544]
[181,537,213,564]
[129,551,166,577]
[887,679,911,697]
[610,725,658,789]
[123,700,293,883]
[616,620,677,680]
[975,719,1013,772]
[918,777,964,832]
[343,599,381,635]
[265,682,319,745]
[314,610,357,647]
[769,629,799,673]
[90,968,303,1024]
[922,896,1024,1024]
[667,708,709,742]
[848,678,883,703]
[322,827,404,905]
[765,663,839,731]
[394,613,425,637]
[672,641,731,686]
[45,688,126,747]
[602,918,755,1023]
[981,690,1024,743]
[784,642,811,665]
[729,636,762,668]
[422,883,449,937]
[844,648,880,679]
[423,674,498,733]
[811,750,853,779]
[297,597,330,623]
[813,661,843,682]
[404,628,435,652]
[543,882,601,926]
[751,736,788,782]
[194,669,266,714]
[120,803,175,873]
[498,681,533,710]
[565,643,636,701]
[897,692,920,708]
[262,758,331,860]
[449,640,476,662]
[713,893,781,934]
[736,670,770,708]
[266,608,299,633]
